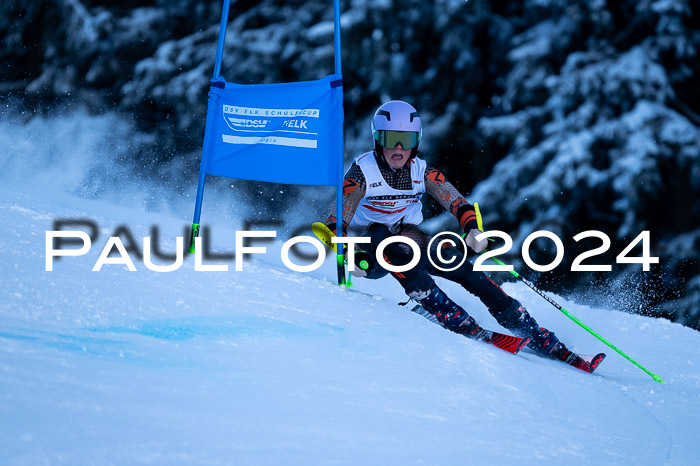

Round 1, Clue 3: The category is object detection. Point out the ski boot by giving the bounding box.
[410,285,481,337]
[496,301,606,372]
[497,301,570,359]
[530,326,571,361]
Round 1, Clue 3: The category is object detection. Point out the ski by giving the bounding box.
[410,305,529,355]
[560,351,606,374]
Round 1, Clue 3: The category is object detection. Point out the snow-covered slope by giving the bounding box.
[0,176,700,464]
[1,184,699,465]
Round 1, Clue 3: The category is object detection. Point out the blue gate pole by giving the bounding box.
[213,0,232,80]
[189,0,232,253]
[333,0,342,77]
[189,95,220,253]
[333,0,345,284]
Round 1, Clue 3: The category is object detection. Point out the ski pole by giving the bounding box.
[312,222,369,287]
[468,203,664,383]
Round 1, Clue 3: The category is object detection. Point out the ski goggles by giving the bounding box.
[373,129,421,150]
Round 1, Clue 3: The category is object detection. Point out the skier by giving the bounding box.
[324,100,574,362]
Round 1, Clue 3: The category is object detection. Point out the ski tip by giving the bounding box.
[589,353,606,373]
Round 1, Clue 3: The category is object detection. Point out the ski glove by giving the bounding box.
[465,229,488,254]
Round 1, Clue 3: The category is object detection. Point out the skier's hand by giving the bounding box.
[349,249,372,278]
[465,229,488,254]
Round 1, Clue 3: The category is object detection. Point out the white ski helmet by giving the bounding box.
[371,100,422,151]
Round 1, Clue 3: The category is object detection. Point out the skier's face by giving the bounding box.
[382,143,411,169]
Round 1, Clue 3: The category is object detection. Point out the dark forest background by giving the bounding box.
[2,0,699,328]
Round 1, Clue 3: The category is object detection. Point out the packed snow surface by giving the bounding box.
[1,185,699,465]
